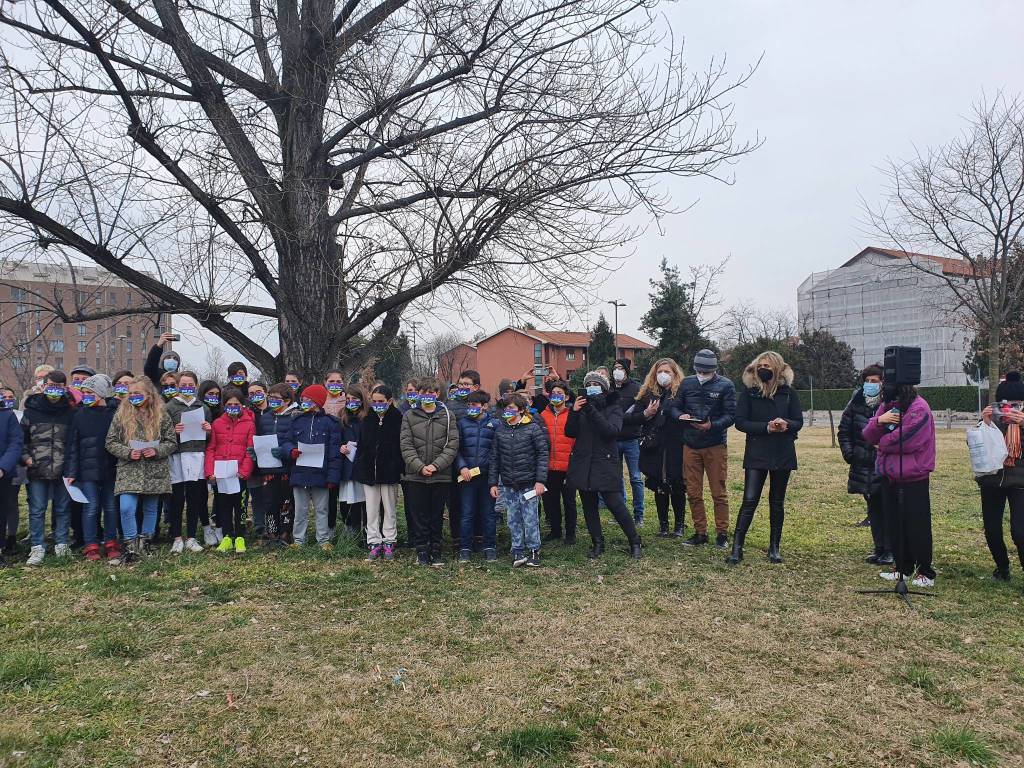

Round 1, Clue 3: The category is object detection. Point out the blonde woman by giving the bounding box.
[728,351,803,565]
[105,376,177,559]
[623,359,687,537]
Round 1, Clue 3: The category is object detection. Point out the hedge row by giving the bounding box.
[796,386,986,413]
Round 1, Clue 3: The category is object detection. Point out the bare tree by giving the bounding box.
[866,94,1024,399]
[196,346,226,385]
[417,330,470,381]
[718,305,797,347]
[0,0,756,380]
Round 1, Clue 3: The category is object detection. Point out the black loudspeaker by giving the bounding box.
[883,345,921,386]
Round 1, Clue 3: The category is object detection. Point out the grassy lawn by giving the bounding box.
[1,427,1023,768]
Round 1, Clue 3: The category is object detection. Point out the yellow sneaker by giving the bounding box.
[234,536,247,554]
[216,536,234,553]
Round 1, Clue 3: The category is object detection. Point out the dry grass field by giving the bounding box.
[1,427,1022,768]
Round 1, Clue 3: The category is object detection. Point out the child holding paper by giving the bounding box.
[165,371,213,553]
[488,393,549,567]
[105,376,177,561]
[456,391,501,562]
[205,387,255,554]
[281,384,343,550]
[354,386,404,560]
[337,385,366,537]
[254,384,296,545]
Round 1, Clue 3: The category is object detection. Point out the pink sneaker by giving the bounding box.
[366,544,383,562]
[383,543,395,561]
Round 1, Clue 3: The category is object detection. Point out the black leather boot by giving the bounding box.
[727,509,753,565]
[767,505,784,564]
[630,538,643,559]
[587,538,605,559]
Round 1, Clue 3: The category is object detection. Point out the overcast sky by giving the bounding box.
[178,0,1024,369]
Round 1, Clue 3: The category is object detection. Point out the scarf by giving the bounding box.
[1006,421,1021,467]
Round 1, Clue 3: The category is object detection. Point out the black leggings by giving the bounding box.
[653,478,686,531]
[543,470,577,537]
[865,489,890,556]
[882,478,933,579]
[579,490,639,546]
[980,485,1024,572]
[215,491,244,538]
[733,469,791,542]
[168,480,208,540]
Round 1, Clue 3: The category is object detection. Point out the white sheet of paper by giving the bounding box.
[216,476,240,494]
[296,441,325,468]
[344,441,358,463]
[179,408,207,443]
[214,459,238,479]
[253,434,282,469]
[63,477,89,504]
[523,487,545,501]
[130,439,160,451]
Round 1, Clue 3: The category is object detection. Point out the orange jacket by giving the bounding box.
[540,406,575,473]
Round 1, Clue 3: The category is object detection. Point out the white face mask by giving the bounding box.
[656,371,673,387]
[613,368,626,382]
[697,372,715,383]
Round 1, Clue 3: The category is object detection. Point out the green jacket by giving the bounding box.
[105,413,177,495]
[400,405,459,484]
[165,396,211,454]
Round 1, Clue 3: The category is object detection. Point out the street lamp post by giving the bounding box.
[607,299,626,361]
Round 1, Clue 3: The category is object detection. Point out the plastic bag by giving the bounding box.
[966,422,1008,477]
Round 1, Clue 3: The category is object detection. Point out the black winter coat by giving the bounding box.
[614,377,642,440]
[255,407,295,476]
[735,383,803,471]
[625,388,684,484]
[64,400,118,484]
[565,391,623,492]
[353,406,404,485]
[670,374,737,449]
[837,389,882,495]
[487,415,549,489]
[21,393,75,481]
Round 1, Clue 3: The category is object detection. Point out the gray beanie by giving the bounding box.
[583,370,610,393]
[80,373,113,399]
[693,348,718,373]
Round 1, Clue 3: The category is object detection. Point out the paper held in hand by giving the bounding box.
[179,408,207,443]
[63,477,89,504]
[296,442,325,468]
[343,441,358,463]
[523,486,546,500]
[129,439,160,451]
[253,434,282,469]
[214,459,240,494]
[457,467,481,483]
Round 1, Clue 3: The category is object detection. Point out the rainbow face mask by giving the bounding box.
[371,402,388,414]
[230,374,246,386]
[326,383,344,396]
[162,386,178,400]
[225,404,242,417]
[179,385,197,397]
[345,400,362,412]
[81,393,99,407]
[44,386,65,401]
[128,393,146,407]
[467,405,483,418]
[268,397,284,411]
[249,392,266,405]
[300,399,316,412]
[114,384,129,399]
[419,394,437,407]
[203,394,220,407]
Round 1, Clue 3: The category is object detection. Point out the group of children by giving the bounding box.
[0,336,648,568]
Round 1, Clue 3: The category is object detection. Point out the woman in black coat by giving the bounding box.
[566,371,641,559]
[624,358,686,537]
[837,363,891,565]
[728,351,803,565]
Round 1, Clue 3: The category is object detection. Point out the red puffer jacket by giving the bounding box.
[204,409,256,480]
[540,406,575,473]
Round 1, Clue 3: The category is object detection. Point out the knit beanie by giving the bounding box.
[583,370,610,393]
[996,371,1024,402]
[693,348,718,373]
[615,357,632,374]
[80,374,113,399]
[302,384,329,409]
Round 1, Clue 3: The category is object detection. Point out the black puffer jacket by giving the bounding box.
[20,393,75,481]
[64,399,118,484]
[487,414,549,489]
[734,366,803,471]
[565,391,623,492]
[837,389,881,495]
[625,388,684,484]
[614,377,642,440]
[354,405,405,485]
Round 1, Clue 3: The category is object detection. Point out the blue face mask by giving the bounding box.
[863,382,881,398]
[549,394,566,406]
[44,386,65,401]
[585,385,602,397]
[0,397,15,410]
[225,404,242,417]
[163,358,179,372]
[249,392,266,405]
[230,374,246,386]
[420,394,437,407]
[268,397,284,411]
[345,400,362,412]
[162,386,178,399]
[179,386,197,397]
[300,399,316,412]
[81,393,98,407]
[371,402,388,414]
[204,394,220,407]
[288,381,300,391]
[128,394,146,407]
[455,388,470,400]
[467,405,483,418]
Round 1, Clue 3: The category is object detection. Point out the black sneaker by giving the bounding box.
[416,550,430,566]
[672,527,685,538]
[877,553,895,566]
[855,517,871,528]
[681,533,708,547]
[526,550,540,567]
[993,568,1011,582]
[430,553,445,568]
[865,552,882,565]
[458,549,471,564]
[715,534,729,550]
[656,528,671,538]
[513,551,528,567]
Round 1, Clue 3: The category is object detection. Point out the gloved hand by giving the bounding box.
[271,447,283,460]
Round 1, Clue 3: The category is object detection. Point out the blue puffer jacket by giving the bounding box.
[64,400,118,484]
[339,416,362,483]
[255,406,295,476]
[280,411,342,488]
[0,408,24,477]
[456,413,501,472]
[669,373,737,449]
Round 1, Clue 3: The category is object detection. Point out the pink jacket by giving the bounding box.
[861,395,935,483]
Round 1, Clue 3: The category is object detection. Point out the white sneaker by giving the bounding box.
[26,545,45,566]
[54,543,71,558]
[184,538,204,553]
[879,570,904,582]
[203,525,217,546]
[170,538,184,554]
[912,574,935,588]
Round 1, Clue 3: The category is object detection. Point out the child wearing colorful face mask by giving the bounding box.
[198,380,222,419]
[64,375,121,564]
[455,390,501,562]
[244,382,271,540]
[165,371,213,553]
[159,371,180,402]
[399,379,420,414]
[446,370,482,549]
[111,370,134,402]
[540,382,578,545]
[400,380,460,566]
[226,362,249,392]
[354,386,404,560]
[204,387,255,554]
[253,384,297,545]
[0,386,24,565]
[105,376,177,561]
[284,372,303,395]
[20,371,76,565]
[336,385,367,537]
[280,384,343,549]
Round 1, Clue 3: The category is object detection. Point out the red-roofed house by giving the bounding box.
[470,327,654,393]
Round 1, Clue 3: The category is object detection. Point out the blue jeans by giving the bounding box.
[618,438,645,518]
[78,481,118,545]
[27,479,70,547]
[119,494,159,540]
[459,477,496,550]
[501,486,540,554]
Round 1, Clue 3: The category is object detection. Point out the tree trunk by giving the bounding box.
[988,321,1002,404]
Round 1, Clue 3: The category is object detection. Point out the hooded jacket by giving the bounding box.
[735,364,803,471]
[0,409,24,478]
[165,396,211,455]
[487,413,549,489]
[281,410,343,488]
[64,399,118,484]
[353,405,404,485]
[540,406,575,473]
[861,394,935,483]
[144,344,181,384]
[204,409,256,481]
[670,373,737,449]
[565,390,623,492]
[105,412,178,495]
[837,388,882,495]
[400,404,460,484]
[456,412,501,472]
[20,392,75,481]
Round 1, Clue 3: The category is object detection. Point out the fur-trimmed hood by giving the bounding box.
[741,361,795,389]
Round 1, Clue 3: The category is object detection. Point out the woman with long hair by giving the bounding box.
[625,358,687,537]
[104,376,177,560]
[728,351,803,565]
